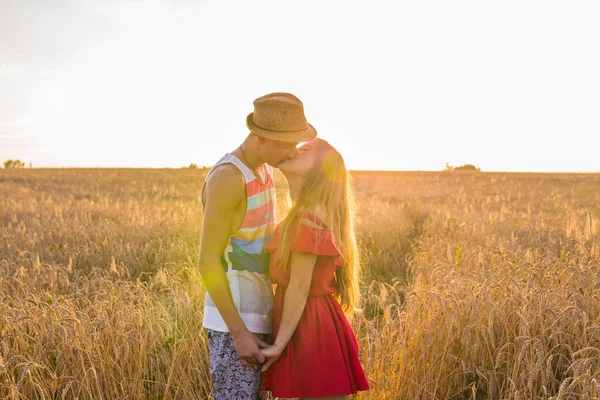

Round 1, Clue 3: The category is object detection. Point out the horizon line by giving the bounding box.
[1,166,598,174]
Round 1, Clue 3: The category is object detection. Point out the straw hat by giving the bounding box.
[246,92,317,142]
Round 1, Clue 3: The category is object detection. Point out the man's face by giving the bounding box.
[278,139,318,176]
[259,137,300,168]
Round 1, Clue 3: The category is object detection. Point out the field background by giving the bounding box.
[1,168,599,399]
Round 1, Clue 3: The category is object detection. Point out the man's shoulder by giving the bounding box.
[208,162,243,181]
[204,163,246,201]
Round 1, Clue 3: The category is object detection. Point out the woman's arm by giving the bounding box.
[261,250,317,371]
[275,251,318,347]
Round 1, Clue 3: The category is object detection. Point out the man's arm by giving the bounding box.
[198,164,267,367]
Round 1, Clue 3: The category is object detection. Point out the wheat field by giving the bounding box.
[1,168,599,399]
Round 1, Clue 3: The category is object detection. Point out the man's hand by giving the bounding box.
[231,328,269,369]
[260,343,284,372]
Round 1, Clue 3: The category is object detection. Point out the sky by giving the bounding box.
[1,0,599,172]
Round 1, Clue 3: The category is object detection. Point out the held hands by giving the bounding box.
[231,328,269,369]
[259,343,285,372]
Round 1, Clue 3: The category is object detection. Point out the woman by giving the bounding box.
[260,138,369,399]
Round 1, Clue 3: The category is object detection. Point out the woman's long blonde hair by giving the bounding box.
[274,139,361,314]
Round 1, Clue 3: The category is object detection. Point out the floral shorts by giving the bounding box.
[207,329,271,400]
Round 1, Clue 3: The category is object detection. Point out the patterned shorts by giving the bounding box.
[207,329,271,400]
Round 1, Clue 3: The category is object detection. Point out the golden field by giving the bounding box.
[1,168,599,399]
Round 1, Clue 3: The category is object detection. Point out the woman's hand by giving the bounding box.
[260,343,285,372]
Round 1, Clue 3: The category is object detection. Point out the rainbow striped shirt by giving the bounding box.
[200,154,276,334]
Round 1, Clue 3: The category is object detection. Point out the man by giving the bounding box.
[198,92,317,399]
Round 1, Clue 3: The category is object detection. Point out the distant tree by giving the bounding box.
[183,163,199,169]
[444,162,481,172]
[3,159,25,169]
[454,164,481,172]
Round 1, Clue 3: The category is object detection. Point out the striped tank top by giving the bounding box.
[200,154,276,334]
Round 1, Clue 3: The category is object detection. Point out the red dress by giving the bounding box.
[264,213,369,398]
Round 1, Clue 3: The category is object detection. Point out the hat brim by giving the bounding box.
[246,113,317,143]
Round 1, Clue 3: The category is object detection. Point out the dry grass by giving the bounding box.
[1,168,599,399]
